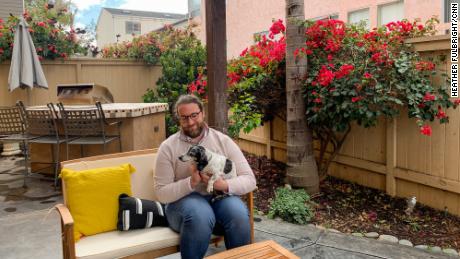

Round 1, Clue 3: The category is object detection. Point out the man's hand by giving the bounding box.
[189,164,201,189]
[200,173,229,192]
[200,172,210,185]
[213,178,229,193]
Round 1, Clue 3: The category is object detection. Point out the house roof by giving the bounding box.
[103,7,186,20]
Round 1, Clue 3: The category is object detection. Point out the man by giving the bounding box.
[154,94,257,259]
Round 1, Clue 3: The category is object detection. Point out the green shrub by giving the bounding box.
[268,187,314,224]
[141,26,206,135]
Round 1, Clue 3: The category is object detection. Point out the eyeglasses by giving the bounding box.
[179,111,202,122]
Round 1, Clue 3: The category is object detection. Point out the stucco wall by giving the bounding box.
[96,9,115,48]
[0,0,23,22]
[96,9,182,48]
[225,0,452,58]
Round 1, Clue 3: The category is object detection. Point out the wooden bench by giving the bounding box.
[55,149,254,259]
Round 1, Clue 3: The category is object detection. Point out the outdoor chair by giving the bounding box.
[56,149,254,259]
[18,101,74,187]
[0,102,39,187]
[57,102,122,158]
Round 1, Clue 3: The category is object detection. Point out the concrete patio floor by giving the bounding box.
[0,155,454,259]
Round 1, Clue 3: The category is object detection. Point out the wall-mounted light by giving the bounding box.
[48,0,55,9]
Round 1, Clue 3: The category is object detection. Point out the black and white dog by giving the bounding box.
[179,145,237,194]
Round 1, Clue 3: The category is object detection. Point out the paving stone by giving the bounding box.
[364,232,379,238]
[429,246,442,253]
[415,245,429,250]
[442,248,458,256]
[316,225,326,230]
[399,239,413,246]
[352,232,364,237]
[293,244,381,259]
[254,216,322,244]
[378,234,398,243]
[318,232,448,259]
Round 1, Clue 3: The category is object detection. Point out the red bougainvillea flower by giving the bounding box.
[36,22,46,27]
[313,98,322,103]
[269,19,285,38]
[228,72,241,85]
[415,61,436,71]
[351,96,363,103]
[317,65,334,86]
[188,82,197,93]
[335,64,354,79]
[240,47,248,57]
[420,125,432,136]
[423,92,436,102]
[364,72,372,79]
[436,107,447,119]
[188,72,207,99]
[367,211,378,222]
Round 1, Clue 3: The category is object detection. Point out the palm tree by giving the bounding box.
[285,0,319,194]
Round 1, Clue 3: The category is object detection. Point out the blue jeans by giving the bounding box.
[166,192,251,259]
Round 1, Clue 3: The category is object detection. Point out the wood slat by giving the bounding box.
[205,240,299,259]
[394,168,460,195]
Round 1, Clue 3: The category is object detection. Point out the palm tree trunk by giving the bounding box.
[285,0,319,194]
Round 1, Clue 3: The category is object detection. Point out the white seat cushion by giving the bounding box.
[76,227,180,259]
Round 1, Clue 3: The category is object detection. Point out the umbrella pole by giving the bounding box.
[26,88,31,105]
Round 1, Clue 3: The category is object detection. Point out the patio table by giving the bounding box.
[27,103,168,174]
[205,240,300,259]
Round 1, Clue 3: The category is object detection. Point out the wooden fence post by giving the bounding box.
[76,63,82,83]
[386,117,397,196]
[265,121,271,159]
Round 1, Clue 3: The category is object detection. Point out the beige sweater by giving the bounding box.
[153,128,257,203]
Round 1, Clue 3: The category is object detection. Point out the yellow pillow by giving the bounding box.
[60,163,136,242]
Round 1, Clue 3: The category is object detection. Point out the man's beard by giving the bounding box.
[183,122,204,138]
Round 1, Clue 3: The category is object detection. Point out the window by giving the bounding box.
[189,0,200,12]
[311,14,339,21]
[125,21,141,35]
[378,1,404,26]
[188,0,201,17]
[348,8,370,29]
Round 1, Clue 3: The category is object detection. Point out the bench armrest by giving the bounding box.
[55,204,76,259]
[247,191,254,244]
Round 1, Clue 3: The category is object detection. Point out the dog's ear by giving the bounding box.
[196,146,208,171]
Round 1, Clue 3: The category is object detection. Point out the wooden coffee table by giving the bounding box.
[205,240,300,259]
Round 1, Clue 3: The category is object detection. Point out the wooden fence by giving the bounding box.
[0,58,162,106]
[237,35,460,217]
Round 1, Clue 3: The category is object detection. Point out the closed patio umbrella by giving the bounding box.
[8,17,48,92]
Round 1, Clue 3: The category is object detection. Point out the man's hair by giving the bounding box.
[174,94,204,118]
